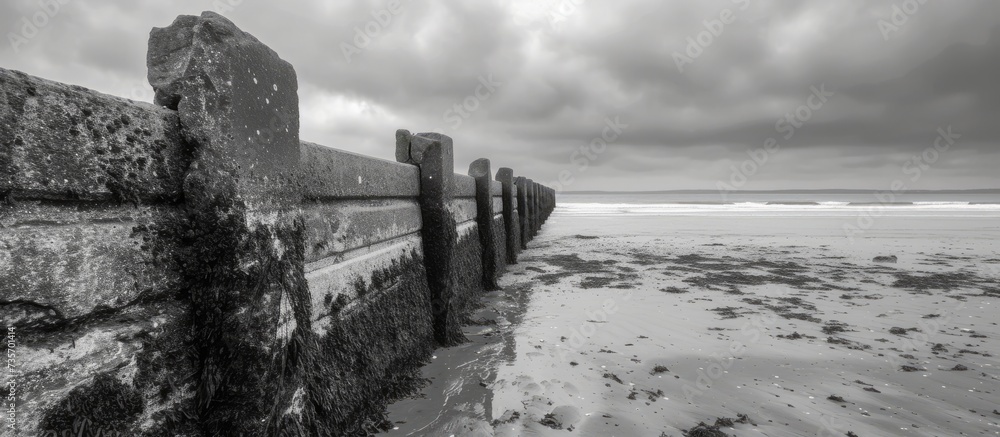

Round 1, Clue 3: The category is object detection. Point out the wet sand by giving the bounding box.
[382,211,1000,436]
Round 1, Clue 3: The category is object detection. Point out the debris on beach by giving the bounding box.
[538,413,562,429]
[489,410,520,427]
[683,421,730,437]
[873,255,898,263]
[821,321,850,335]
[889,326,908,335]
[602,372,624,384]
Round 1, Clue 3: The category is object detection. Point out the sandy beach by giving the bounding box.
[382,203,1000,436]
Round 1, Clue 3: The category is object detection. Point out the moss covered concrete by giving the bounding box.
[302,248,434,435]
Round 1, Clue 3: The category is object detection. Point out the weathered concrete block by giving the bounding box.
[14,300,193,437]
[0,203,181,325]
[491,213,508,274]
[0,68,190,203]
[525,178,536,239]
[305,234,428,334]
[468,158,500,290]
[495,167,520,263]
[453,174,476,198]
[451,220,483,320]
[489,180,502,197]
[448,198,478,223]
[301,141,420,199]
[148,12,300,209]
[301,199,422,263]
[301,229,433,434]
[147,11,306,435]
[396,130,464,345]
[514,176,529,249]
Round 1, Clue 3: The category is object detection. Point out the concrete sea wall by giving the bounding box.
[0,11,555,436]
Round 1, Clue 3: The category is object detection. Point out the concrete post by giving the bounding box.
[547,187,552,219]
[495,167,520,263]
[543,187,552,222]
[469,158,501,290]
[524,178,535,240]
[514,176,529,249]
[147,11,306,435]
[528,179,541,240]
[396,129,465,345]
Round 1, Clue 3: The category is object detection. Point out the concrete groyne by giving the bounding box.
[0,11,554,436]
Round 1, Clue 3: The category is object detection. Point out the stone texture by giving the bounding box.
[0,68,190,203]
[525,178,536,239]
[300,141,419,199]
[305,234,426,332]
[515,176,530,249]
[452,174,476,198]
[495,167,520,263]
[147,11,307,435]
[301,199,422,263]
[448,197,478,223]
[491,213,508,274]
[396,130,464,345]
[469,158,500,290]
[0,202,181,324]
[147,12,300,209]
[20,300,195,437]
[451,221,484,321]
[307,247,433,435]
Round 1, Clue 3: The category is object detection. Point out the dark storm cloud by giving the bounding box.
[1,0,998,190]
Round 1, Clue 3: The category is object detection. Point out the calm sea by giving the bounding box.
[554,191,1000,218]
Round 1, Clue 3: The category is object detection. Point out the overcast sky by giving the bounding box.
[2,0,999,191]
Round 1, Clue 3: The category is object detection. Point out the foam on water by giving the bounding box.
[555,201,1000,218]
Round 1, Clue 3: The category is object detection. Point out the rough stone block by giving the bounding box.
[468,158,500,290]
[146,11,306,435]
[453,174,476,198]
[301,141,419,199]
[301,199,422,263]
[0,68,190,203]
[495,168,520,263]
[448,198,478,223]
[395,130,464,345]
[0,202,181,325]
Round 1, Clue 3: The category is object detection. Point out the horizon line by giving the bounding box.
[559,188,1000,194]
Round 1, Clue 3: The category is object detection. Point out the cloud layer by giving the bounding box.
[3,0,998,190]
